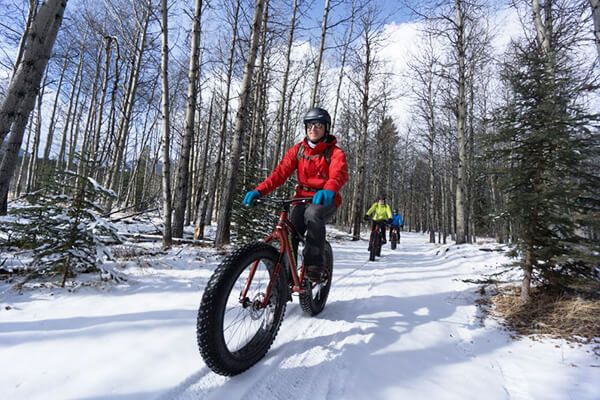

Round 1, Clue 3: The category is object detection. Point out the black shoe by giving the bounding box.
[381,238,386,244]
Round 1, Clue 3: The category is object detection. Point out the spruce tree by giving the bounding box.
[491,35,600,299]
[0,170,121,286]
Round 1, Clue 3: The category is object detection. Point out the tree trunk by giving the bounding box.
[271,0,297,171]
[591,0,600,60]
[89,36,114,172]
[11,0,38,82]
[43,52,69,163]
[26,78,46,192]
[0,0,67,212]
[310,0,330,108]
[172,0,203,238]
[56,38,85,173]
[15,114,34,197]
[351,21,373,241]
[193,95,214,240]
[160,0,172,247]
[331,0,356,134]
[454,0,467,244]
[215,0,265,246]
[105,7,150,207]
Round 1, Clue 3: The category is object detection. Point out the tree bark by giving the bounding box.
[351,16,374,241]
[0,0,67,211]
[591,0,600,60]
[172,0,203,238]
[331,0,356,134]
[43,52,69,163]
[193,95,214,240]
[310,0,330,108]
[56,37,85,173]
[160,0,172,247]
[215,0,265,246]
[271,0,297,171]
[454,0,467,244]
[105,6,150,206]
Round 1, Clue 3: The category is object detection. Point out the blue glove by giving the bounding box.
[312,189,335,206]
[243,190,261,207]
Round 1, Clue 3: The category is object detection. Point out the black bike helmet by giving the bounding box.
[392,208,398,214]
[304,107,331,134]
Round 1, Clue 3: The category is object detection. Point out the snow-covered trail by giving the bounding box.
[161,233,596,400]
[1,232,597,400]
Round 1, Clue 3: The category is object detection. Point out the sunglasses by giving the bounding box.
[306,122,325,130]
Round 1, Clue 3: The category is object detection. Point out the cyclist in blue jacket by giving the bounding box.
[389,208,404,241]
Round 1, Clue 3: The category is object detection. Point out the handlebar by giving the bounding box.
[254,197,313,211]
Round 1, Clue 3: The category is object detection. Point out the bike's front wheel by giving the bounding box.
[299,241,333,316]
[391,231,397,250]
[197,242,287,376]
[369,231,378,261]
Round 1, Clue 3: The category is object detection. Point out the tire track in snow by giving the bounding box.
[209,241,382,400]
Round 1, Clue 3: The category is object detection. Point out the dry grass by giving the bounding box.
[486,283,600,344]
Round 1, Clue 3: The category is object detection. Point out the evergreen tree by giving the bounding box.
[491,35,600,298]
[0,170,121,286]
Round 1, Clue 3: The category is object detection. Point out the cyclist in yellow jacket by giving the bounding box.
[365,196,392,244]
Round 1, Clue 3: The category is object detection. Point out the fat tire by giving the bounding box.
[299,241,333,316]
[369,231,377,261]
[197,242,287,376]
[391,232,397,250]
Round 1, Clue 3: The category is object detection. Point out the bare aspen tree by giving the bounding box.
[591,0,600,59]
[247,0,270,172]
[201,0,241,230]
[271,0,298,171]
[160,0,173,247]
[15,115,34,196]
[332,0,357,134]
[26,76,47,192]
[56,37,85,173]
[408,30,441,243]
[215,0,266,246]
[89,36,115,172]
[10,0,37,82]
[350,7,379,240]
[310,0,331,108]
[0,0,67,213]
[42,52,69,164]
[454,0,468,244]
[193,95,214,240]
[172,0,203,238]
[105,5,150,205]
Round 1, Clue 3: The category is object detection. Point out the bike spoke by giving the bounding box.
[221,258,275,353]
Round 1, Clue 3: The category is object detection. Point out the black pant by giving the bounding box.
[290,202,337,266]
[371,220,387,239]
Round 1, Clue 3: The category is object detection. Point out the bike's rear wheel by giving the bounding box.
[197,242,287,376]
[299,241,333,315]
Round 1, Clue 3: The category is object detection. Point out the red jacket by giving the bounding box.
[256,135,349,207]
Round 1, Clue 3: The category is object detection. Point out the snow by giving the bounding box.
[1,230,598,400]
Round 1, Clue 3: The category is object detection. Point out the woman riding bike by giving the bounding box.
[243,107,349,280]
[365,196,392,246]
[389,208,404,247]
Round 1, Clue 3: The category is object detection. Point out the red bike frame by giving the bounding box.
[240,198,312,309]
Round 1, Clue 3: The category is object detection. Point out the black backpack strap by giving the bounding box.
[296,145,333,164]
